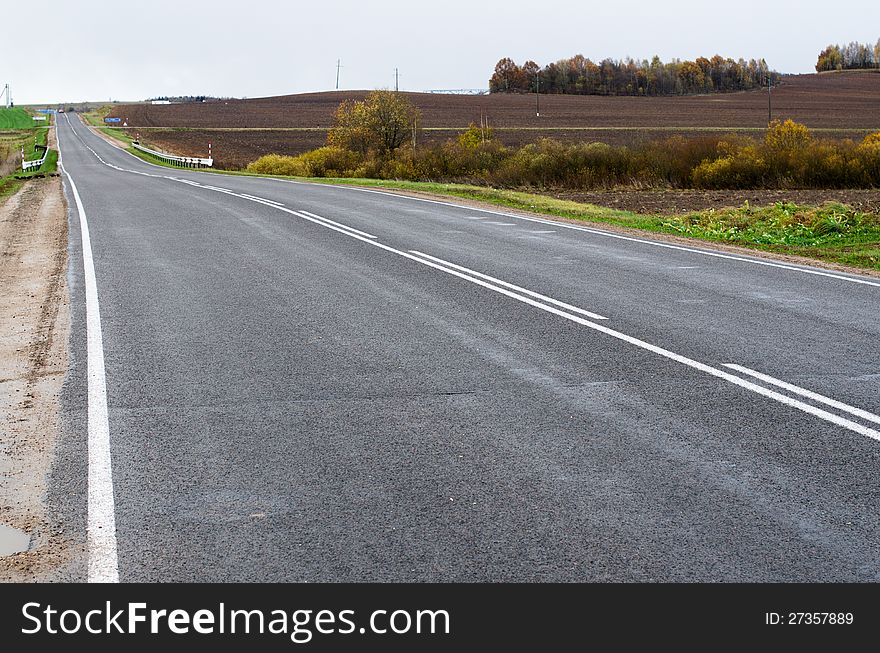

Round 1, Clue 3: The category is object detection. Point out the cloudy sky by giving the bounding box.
[5,0,879,103]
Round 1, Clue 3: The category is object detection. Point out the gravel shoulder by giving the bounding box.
[0,171,77,581]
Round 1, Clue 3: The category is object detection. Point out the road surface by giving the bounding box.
[52,113,880,582]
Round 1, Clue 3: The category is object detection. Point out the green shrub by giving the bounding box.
[458,123,496,149]
[692,145,768,189]
[247,147,362,177]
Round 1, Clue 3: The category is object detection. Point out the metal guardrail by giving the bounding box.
[21,148,48,172]
[132,141,213,168]
[21,129,51,172]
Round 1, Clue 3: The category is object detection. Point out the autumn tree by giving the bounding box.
[489,58,521,92]
[816,40,878,71]
[328,90,421,154]
[765,119,812,150]
[489,54,775,96]
[521,60,540,92]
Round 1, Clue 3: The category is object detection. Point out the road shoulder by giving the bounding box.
[0,175,77,580]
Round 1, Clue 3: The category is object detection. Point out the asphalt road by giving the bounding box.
[52,113,880,582]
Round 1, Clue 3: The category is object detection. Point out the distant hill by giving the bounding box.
[109,73,880,131]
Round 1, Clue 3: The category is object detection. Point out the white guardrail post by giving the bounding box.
[132,141,213,168]
[21,146,48,172]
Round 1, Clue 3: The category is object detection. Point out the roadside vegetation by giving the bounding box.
[0,113,57,197]
[81,106,112,127]
[100,126,134,145]
[81,107,134,145]
[249,117,880,191]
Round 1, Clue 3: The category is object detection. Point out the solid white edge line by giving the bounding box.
[409,250,607,320]
[301,183,880,289]
[78,117,880,289]
[58,116,120,583]
[70,115,880,444]
[723,364,880,426]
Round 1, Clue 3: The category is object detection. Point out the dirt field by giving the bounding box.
[548,188,880,214]
[0,171,76,581]
[110,71,880,130]
[108,71,880,169]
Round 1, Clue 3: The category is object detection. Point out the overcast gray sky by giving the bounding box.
[5,0,879,103]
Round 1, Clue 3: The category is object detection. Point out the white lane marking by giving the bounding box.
[295,183,880,289]
[67,116,880,444]
[723,364,880,426]
[242,193,284,206]
[403,255,879,442]
[530,230,557,234]
[296,209,377,239]
[57,117,120,583]
[483,221,516,226]
[461,216,487,220]
[409,250,608,321]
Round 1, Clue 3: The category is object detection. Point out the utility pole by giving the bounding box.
[767,71,772,125]
[535,73,540,117]
[395,68,399,92]
[336,59,342,90]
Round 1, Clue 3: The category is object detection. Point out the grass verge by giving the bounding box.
[0,127,57,198]
[0,176,25,199]
[100,127,134,145]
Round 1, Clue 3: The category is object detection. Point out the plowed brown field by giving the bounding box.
[108,71,880,170]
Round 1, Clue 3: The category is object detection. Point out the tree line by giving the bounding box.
[145,95,219,103]
[488,55,777,96]
[815,40,880,72]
